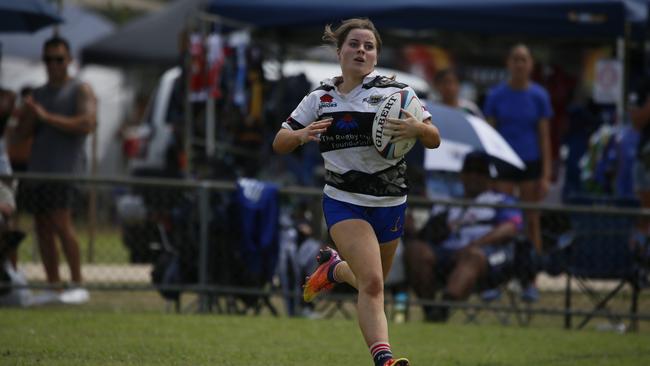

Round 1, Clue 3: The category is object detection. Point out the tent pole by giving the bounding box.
[197,12,250,164]
[616,35,625,125]
[184,20,195,175]
[87,120,97,264]
[54,0,63,35]
[203,20,216,159]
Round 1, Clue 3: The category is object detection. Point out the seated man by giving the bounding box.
[406,151,523,321]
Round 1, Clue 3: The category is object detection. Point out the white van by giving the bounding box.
[124,67,181,172]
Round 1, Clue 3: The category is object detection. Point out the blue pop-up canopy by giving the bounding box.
[81,0,648,67]
[0,0,62,33]
[207,0,645,38]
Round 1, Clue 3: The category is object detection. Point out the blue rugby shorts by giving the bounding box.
[322,194,407,244]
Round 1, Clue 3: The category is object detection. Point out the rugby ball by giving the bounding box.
[372,89,423,159]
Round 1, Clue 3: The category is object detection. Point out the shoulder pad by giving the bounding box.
[363,76,408,90]
[313,84,335,92]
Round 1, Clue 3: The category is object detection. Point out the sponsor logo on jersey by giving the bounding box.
[335,113,359,132]
[319,94,337,108]
[363,94,385,106]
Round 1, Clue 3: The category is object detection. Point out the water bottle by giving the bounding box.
[393,292,408,324]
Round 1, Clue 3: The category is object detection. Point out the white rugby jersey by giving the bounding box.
[281,71,431,207]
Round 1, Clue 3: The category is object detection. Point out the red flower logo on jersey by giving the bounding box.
[319,94,337,108]
[335,113,358,132]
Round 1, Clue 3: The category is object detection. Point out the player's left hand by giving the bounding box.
[384,108,421,142]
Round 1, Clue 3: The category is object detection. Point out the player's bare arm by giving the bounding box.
[468,221,518,248]
[273,117,332,154]
[385,110,440,148]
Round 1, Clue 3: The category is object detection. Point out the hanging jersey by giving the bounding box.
[232,178,280,281]
[281,71,431,207]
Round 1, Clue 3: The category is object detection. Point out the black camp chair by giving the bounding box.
[564,196,643,331]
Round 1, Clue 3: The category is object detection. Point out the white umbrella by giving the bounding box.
[425,103,525,172]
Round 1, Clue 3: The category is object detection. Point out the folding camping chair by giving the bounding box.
[462,237,538,326]
[564,196,643,331]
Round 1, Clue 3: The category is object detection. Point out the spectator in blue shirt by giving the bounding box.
[483,44,553,255]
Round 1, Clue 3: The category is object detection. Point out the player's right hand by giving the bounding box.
[299,117,332,145]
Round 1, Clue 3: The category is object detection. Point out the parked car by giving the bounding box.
[122,67,182,173]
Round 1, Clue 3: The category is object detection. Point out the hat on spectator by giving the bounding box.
[461,151,491,176]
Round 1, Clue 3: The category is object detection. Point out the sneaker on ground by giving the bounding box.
[300,307,323,320]
[26,290,61,306]
[520,284,539,303]
[60,288,90,304]
[480,288,502,302]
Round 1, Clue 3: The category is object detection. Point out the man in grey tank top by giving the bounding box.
[15,36,97,304]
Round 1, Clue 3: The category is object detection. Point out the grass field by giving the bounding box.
[8,211,650,365]
[1,304,650,366]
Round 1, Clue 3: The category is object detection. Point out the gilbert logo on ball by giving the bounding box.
[372,89,423,159]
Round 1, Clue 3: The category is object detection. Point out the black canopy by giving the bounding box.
[81,0,203,66]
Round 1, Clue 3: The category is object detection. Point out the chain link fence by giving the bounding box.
[2,173,649,330]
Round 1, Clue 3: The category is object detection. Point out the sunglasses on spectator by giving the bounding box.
[43,56,66,64]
